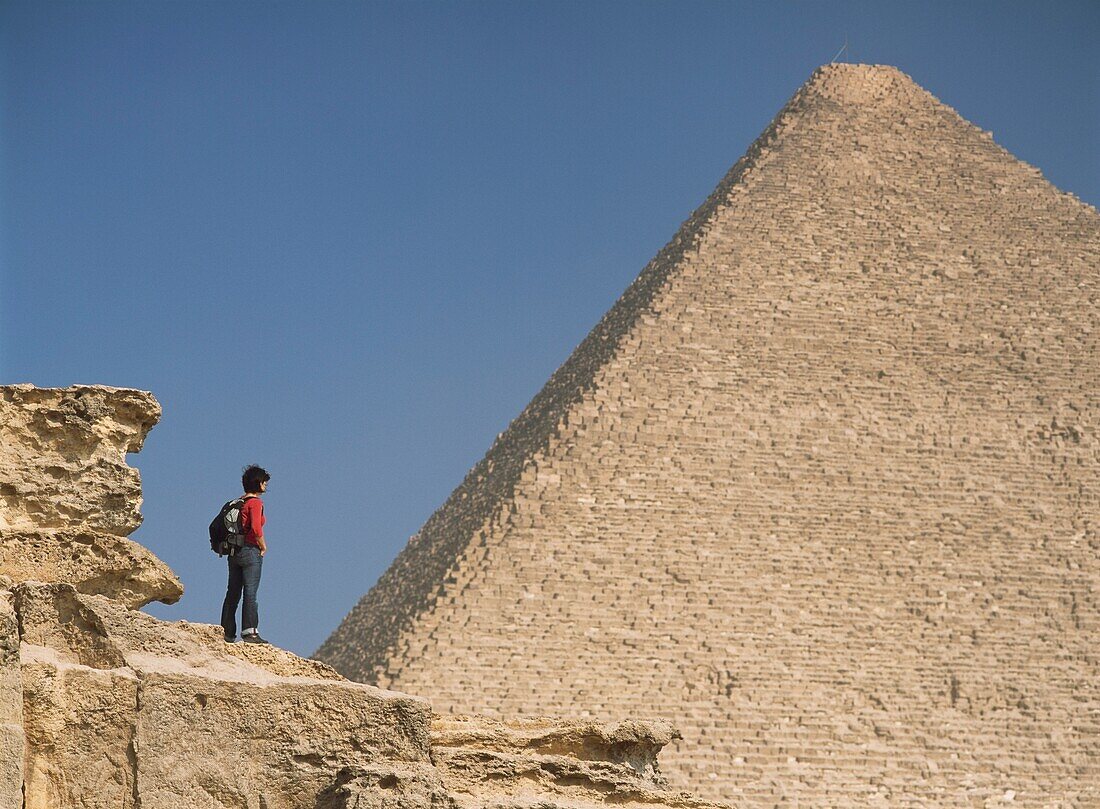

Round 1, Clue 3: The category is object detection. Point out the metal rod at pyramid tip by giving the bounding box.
[830,37,849,65]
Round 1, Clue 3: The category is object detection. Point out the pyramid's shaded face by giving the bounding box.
[317,65,1100,806]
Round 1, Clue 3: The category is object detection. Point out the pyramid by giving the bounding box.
[318,65,1100,806]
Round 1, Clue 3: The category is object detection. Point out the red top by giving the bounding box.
[240,496,265,547]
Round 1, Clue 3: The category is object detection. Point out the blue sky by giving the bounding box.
[1,1,1096,657]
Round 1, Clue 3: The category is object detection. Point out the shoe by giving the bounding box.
[224,635,237,643]
[242,634,269,645]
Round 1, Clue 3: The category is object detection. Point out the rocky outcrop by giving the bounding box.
[429,716,720,809]
[10,581,708,809]
[0,385,158,535]
[0,529,182,609]
[0,591,23,809]
[0,385,182,607]
[15,581,432,808]
[1,384,724,809]
[317,714,714,809]
[431,715,679,781]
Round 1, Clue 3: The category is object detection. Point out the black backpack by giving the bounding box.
[209,498,247,557]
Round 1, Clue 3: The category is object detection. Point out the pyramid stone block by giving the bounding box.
[317,64,1100,806]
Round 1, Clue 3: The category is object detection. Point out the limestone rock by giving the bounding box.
[431,715,679,781]
[1,384,723,808]
[0,592,23,809]
[136,671,429,808]
[14,582,433,809]
[9,582,717,809]
[20,654,138,809]
[431,715,723,809]
[0,529,182,608]
[0,385,159,535]
[0,384,182,607]
[317,763,458,809]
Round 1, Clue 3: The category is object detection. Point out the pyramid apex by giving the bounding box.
[800,62,929,106]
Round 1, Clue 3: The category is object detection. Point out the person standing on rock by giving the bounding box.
[221,464,270,644]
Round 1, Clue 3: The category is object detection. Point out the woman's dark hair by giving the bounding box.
[242,465,270,494]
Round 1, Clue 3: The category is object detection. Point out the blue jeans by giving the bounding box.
[220,544,262,637]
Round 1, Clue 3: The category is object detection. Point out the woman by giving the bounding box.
[220,464,270,644]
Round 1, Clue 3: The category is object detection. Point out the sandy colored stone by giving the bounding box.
[12,582,335,681]
[0,381,720,809]
[0,384,182,608]
[318,762,458,809]
[318,63,1100,806]
[9,581,712,809]
[20,656,139,809]
[0,593,21,725]
[431,715,679,780]
[0,592,22,809]
[431,715,722,809]
[135,671,431,808]
[0,385,159,535]
[319,723,720,809]
[13,582,434,808]
[0,529,182,608]
[0,729,22,809]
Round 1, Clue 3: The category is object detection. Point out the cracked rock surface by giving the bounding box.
[14,582,432,809]
[1,383,724,809]
[9,582,711,809]
[0,385,182,607]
